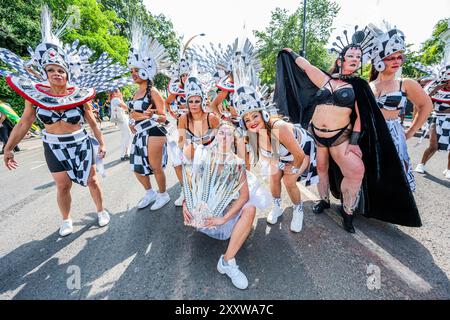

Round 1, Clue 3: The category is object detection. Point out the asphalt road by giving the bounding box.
[0,124,448,300]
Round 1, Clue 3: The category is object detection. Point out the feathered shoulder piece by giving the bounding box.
[0,5,132,110]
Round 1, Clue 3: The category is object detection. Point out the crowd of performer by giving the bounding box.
[1,6,449,290]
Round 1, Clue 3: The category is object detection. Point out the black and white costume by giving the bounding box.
[367,26,416,191]
[0,6,130,186]
[127,20,170,176]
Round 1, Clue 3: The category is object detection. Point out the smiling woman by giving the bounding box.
[0,5,131,237]
[367,26,433,192]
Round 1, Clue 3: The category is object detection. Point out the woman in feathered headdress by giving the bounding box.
[367,25,433,192]
[276,26,422,232]
[165,34,205,120]
[233,53,318,234]
[171,70,220,207]
[126,20,172,211]
[0,5,130,237]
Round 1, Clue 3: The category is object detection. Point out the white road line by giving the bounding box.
[298,183,433,293]
[30,163,46,170]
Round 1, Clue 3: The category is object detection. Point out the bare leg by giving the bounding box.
[147,136,167,192]
[51,172,73,220]
[87,166,104,212]
[329,141,365,214]
[224,205,256,261]
[134,173,151,190]
[283,172,302,204]
[269,163,283,198]
[316,146,330,201]
[421,124,438,165]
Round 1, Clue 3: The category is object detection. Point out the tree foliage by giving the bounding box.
[0,0,179,114]
[254,0,340,85]
[403,18,449,79]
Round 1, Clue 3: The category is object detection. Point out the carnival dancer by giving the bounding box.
[182,121,270,290]
[367,25,433,191]
[127,20,172,211]
[413,35,450,179]
[173,71,220,206]
[275,26,422,232]
[1,6,131,236]
[231,55,318,233]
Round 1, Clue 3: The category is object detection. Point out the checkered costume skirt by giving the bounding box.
[435,113,450,152]
[41,128,93,186]
[385,119,416,192]
[130,119,168,176]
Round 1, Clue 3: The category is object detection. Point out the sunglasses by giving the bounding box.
[189,100,202,104]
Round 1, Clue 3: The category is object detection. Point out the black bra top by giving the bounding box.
[315,80,355,109]
[35,106,84,125]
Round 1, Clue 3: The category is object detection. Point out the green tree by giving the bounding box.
[254,0,340,85]
[0,0,179,114]
[403,18,449,78]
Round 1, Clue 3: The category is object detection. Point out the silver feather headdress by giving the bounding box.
[0,5,132,110]
[231,54,277,123]
[182,145,246,228]
[127,20,171,81]
[190,37,261,90]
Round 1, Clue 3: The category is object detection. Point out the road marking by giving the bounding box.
[31,163,46,170]
[298,183,433,293]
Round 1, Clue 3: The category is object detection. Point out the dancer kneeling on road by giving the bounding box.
[182,122,269,290]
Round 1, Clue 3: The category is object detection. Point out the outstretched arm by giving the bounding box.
[282,48,330,88]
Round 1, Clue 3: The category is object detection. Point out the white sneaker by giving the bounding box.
[137,190,157,209]
[290,206,304,233]
[97,210,110,227]
[267,204,283,224]
[415,163,426,174]
[217,255,248,290]
[174,191,184,207]
[445,170,450,180]
[59,219,73,237]
[150,192,171,210]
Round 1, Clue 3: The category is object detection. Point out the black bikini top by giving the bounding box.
[315,79,355,109]
[35,106,84,125]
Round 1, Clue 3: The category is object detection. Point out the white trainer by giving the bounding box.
[150,192,171,210]
[290,206,304,233]
[59,219,73,237]
[137,190,157,209]
[174,191,184,207]
[217,255,248,290]
[445,170,450,180]
[267,202,283,224]
[97,210,110,227]
[415,163,426,174]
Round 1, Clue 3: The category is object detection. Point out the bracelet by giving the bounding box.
[290,166,301,174]
[349,131,361,145]
[289,50,300,61]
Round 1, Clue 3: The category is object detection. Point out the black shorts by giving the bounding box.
[43,142,95,173]
[148,126,167,136]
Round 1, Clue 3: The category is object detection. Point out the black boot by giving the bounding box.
[340,206,355,233]
[312,200,330,214]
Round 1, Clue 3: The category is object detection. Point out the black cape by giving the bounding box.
[274,51,421,227]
